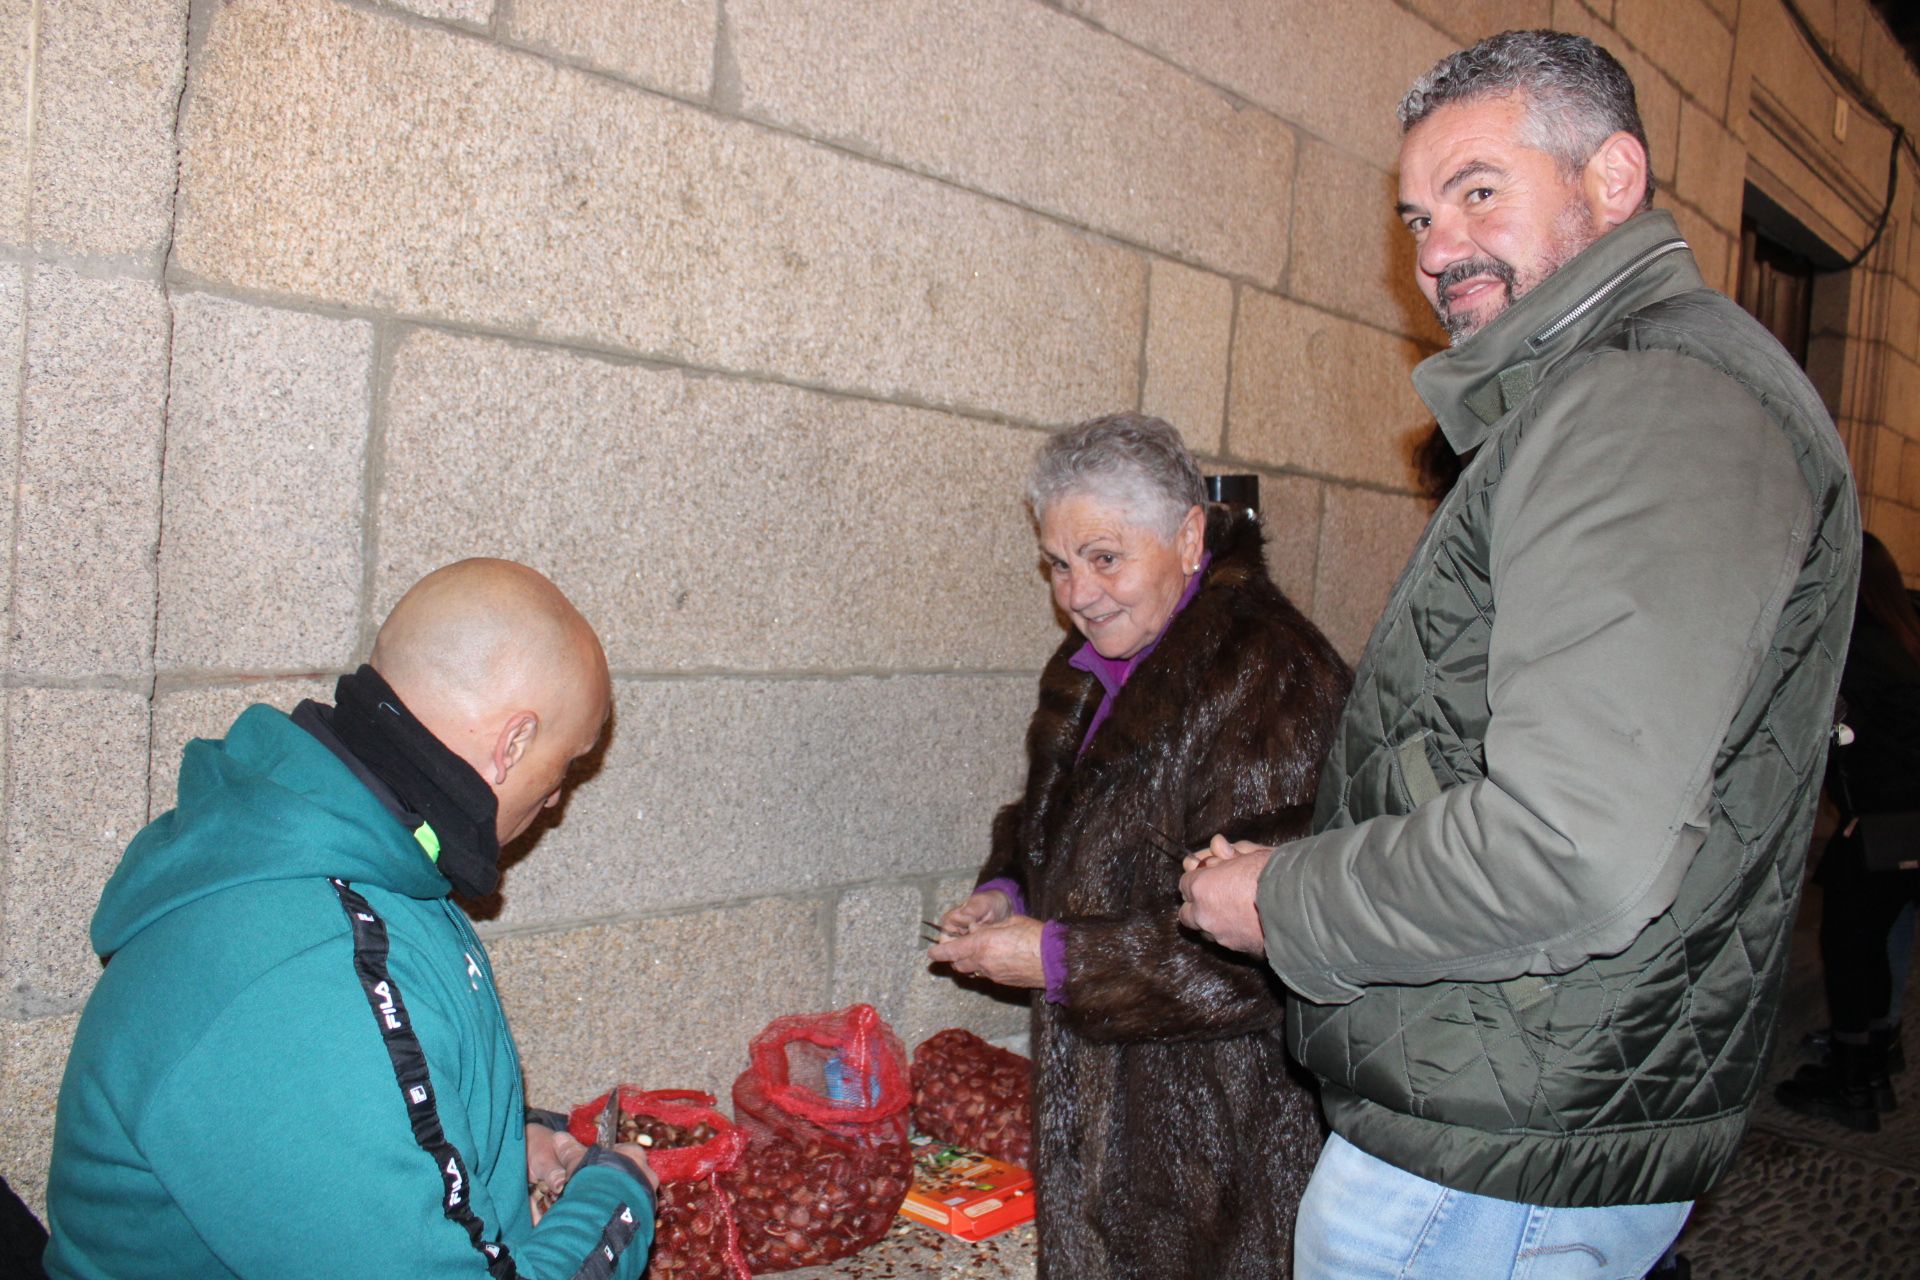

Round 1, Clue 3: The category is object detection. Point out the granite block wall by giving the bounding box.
[2,0,1918,1217]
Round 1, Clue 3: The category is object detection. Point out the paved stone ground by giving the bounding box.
[784,1222,1036,1280]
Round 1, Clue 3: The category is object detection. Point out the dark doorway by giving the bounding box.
[1734,183,1852,426]
[1737,216,1818,366]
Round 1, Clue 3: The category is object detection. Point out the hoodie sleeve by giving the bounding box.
[134,941,653,1280]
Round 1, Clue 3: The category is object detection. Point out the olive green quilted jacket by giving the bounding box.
[1256,211,1860,1206]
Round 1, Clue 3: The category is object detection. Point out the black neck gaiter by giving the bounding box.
[329,665,502,899]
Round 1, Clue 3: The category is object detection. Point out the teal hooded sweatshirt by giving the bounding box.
[43,705,652,1279]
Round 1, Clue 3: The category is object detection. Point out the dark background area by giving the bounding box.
[1870,0,1920,69]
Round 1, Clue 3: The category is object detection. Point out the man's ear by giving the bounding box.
[489,712,538,786]
[1584,130,1650,228]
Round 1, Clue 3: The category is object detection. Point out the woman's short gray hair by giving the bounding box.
[1399,29,1655,209]
[1027,413,1205,542]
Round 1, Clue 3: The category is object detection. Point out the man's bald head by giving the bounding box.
[373,559,610,844]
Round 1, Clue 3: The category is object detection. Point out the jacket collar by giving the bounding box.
[1412,209,1704,455]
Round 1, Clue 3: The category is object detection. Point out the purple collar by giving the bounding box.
[1067,551,1211,754]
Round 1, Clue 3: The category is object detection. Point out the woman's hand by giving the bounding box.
[927,914,1046,989]
[937,889,1013,937]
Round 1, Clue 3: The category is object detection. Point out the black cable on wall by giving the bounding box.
[1775,0,1917,270]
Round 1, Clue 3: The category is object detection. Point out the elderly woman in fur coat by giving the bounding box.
[928,413,1349,1278]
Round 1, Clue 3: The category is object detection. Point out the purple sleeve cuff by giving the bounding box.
[1041,921,1069,1005]
[976,877,1026,917]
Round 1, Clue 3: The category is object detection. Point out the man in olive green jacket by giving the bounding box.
[1180,30,1858,1278]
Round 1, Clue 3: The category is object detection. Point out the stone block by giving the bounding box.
[1549,3,1682,190]
[832,880,1027,1053]
[1228,292,1430,491]
[1884,431,1913,505]
[1663,198,1735,294]
[29,0,186,259]
[375,327,1060,672]
[1872,426,1904,501]
[0,0,30,247]
[1400,0,1553,45]
[1739,1,1845,161]
[1840,135,1901,244]
[2,689,150,1009]
[157,295,372,673]
[173,0,1141,427]
[1060,0,1457,170]
[385,0,492,25]
[11,267,168,678]
[1312,485,1434,662]
[1676,100,1748,237]
[1903,430,1920,502]
[0,1012,79,1216]
[1633,64,1684,195]
[1722,25,1755,143]
[1805,333,1846,421]
[1697,0,1738,26]
[487,899,831,1106]
[475,673,1035,930]
[1830,0,1869,67]
[1882,354,1920,442]
[0,263,22,671]
[1785,0,1837,44]
[1867,499,1920,581]
[1886,187,1915,289]
[1142,261,1232,455]
[1810,264,1856,339]
[1288,139,1442,343]
[833,880,923,1012]
[1861,34,1920,139]
[1255,472,1327,619]
[727,0,1294,287]
[149,678,338,815]
[504,0,714,98]
[1613,0,1735,119]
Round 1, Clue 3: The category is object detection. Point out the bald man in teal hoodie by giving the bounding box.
[44,560,654,1280]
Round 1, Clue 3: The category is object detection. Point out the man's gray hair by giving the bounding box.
[1400,29,1655,209]
[1027,412,1206,542]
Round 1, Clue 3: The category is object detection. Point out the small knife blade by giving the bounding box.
[596,1085,622,1149]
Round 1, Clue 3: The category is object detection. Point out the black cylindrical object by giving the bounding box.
[1205,474,1260,517]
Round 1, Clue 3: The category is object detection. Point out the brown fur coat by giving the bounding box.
[978,508,1350,1279]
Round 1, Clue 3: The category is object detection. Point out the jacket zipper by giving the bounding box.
[444,900,525,1088]
[1526,239,1690,350]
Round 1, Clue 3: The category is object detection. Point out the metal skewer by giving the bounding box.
[1143,826,1192,865]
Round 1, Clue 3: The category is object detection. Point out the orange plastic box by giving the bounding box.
[898,1134,1036,1241]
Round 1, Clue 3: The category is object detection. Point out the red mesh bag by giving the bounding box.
[909,1029,1033,1166]
[718,1004,913,1273]
[567,1088,751,1280]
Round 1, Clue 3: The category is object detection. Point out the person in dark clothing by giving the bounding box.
[927,413,1350,1279]
[1776,532,1920,1131]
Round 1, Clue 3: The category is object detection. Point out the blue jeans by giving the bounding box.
[1294,1134,1692,1280]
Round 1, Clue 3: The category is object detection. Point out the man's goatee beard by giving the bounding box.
[1433,257,1518,342]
